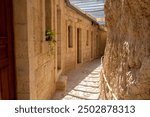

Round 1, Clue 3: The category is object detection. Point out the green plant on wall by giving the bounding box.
[45,30,56,56]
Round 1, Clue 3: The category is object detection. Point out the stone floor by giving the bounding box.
[52,59,101,100]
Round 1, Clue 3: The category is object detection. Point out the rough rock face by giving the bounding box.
[100,0,150,99]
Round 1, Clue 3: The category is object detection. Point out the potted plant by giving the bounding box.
[45,30,56,56]
[45,30,56,42]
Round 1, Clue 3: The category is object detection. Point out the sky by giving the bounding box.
[69,0,105,24]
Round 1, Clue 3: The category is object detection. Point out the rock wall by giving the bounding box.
[100,0,150,99]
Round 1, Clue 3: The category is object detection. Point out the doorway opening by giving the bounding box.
[96,35,99,58]
[77,28,82,64]
[91,31,94,59]
[57,9,61,71]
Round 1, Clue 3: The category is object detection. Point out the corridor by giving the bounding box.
[53,59,101,100]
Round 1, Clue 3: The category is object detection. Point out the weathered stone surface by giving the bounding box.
[13,0,106,100]
[100,0,150,99]
[53,59,101,100]
[56,76,68,91]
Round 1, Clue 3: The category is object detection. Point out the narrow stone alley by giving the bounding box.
[53,59,101,100]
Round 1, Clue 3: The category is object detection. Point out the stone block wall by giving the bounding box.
[13,0,107,99]
[100,0,150,100]
[13,0,30,99]
[62,2,105,72]
[13,0,56,99]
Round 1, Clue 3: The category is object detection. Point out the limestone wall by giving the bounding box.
[13,0,56,99]
[62,1,105,72]
[13,0,30,99]
[100,0,150,99]
[13,0,106,99]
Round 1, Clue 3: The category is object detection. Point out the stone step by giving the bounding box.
[74,85,100,93]
[52,90,64,100]
[82,80,99,83]
[84,78,99,80]
[65,90,100,100]
[79,84,99,88]
[62,95,83,100]
[56,75,68,91]
[79,80,99,87]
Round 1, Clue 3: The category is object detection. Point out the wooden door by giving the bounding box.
[0,0,16,99]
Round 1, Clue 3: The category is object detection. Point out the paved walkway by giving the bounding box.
[53,59,101,100]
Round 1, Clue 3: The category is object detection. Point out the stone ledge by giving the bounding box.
[56,75,68,91]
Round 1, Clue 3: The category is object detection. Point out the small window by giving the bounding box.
[86,30,89,46]
[68,25,73,48]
